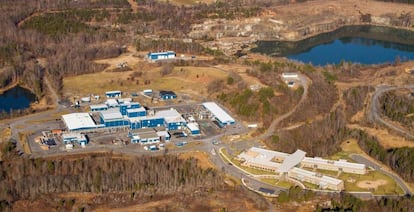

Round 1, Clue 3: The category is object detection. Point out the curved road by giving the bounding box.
[368,84,414,140]
[350,154,412,195]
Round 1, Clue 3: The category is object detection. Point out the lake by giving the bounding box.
[0,85,36,113]
[252,25,414,66]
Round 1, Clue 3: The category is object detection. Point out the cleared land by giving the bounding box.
[178,151,215,170]
[63,66,228,99]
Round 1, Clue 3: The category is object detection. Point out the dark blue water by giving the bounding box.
[288,37,414,66]
[252,25,414,66]
[0,86,36,113]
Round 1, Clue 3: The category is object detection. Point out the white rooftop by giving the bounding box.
[187,122,199,131]
[155,108,186,123]
[156,131,170,137]
[127,107,146,113]
[100,109,123,120]
[106,90,121,94]
[90,104,108,110]
[278,149,306,173]
[202,102,235,124]
[62,113,97,131]
[106,99,119,106]
[302,157,366,170]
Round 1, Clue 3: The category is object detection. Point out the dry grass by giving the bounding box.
[178,151,215,170]
[158,0,215,5]
[347,124,414,149]
[340,139,364,154]
[63,66,228,99]
[18,132,32,154]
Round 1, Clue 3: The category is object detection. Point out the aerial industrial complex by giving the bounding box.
[60,90,235,146]
[237,147,368,191]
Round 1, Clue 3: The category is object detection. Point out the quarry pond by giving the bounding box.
[0,85,36,113]
[253,25,414,66]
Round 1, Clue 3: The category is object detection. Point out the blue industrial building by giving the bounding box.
[141,117,165,128]
[159,90,177,100]
[127,107,146,118]
[100,109,128,128]
[120,102,141,115]
[186,123,201,135]
[155,109,186,130]
[147,51,176,61]
[105,90,122,98]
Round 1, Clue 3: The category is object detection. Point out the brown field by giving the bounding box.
[158,0,215,5]
[178,151,215,170]
[347,124,414,149]
[62,65,228,99]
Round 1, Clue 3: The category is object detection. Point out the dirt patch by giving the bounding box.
[178,151,215,170]
[357,179,387,190]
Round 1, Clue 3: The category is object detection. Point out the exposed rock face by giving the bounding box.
[188,0,414,55]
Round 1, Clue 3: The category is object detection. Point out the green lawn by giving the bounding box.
[260,178,295,189]
[220,148,275,175]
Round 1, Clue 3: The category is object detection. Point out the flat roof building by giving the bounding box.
[105,90,122,98]
[100,109,128,128]
[90,104,108,112]
[147,51,176,61]
[186,122,200,135]
[62,113,98,131]
[202,102,235,127]
[237,147,365,191]
[62,132,88,145]
[159,90,177,100]
[155,108,186,130]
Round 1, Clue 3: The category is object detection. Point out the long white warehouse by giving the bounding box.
[62,113,98,131]
[202,102,235,127]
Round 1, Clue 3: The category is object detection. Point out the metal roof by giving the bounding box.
[186,123,199,131]
[62,113,97,131]
[202,102,235,124]
[127,107,146,113]
[106,99,119,107]
[278,149,306,173]
[105,90,121,94]
[100,109,123,120]
[149,51,175,55]
[90,104,108,110]
[290,167,343,186]
[155,109,186,123]
[302,157,366,170]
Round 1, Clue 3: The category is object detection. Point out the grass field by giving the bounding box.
[260,178,295,189]
[63,66,228,99]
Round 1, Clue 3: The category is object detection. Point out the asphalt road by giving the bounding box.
[368,84,414,139]
[350,154,412,195]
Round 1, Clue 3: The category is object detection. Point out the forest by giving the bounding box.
[379,90,414,132]
[0,143,221,208]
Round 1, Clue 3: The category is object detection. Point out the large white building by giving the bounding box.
[237,147,367,191]
[202,102,235,127]
[62,113,100,131]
